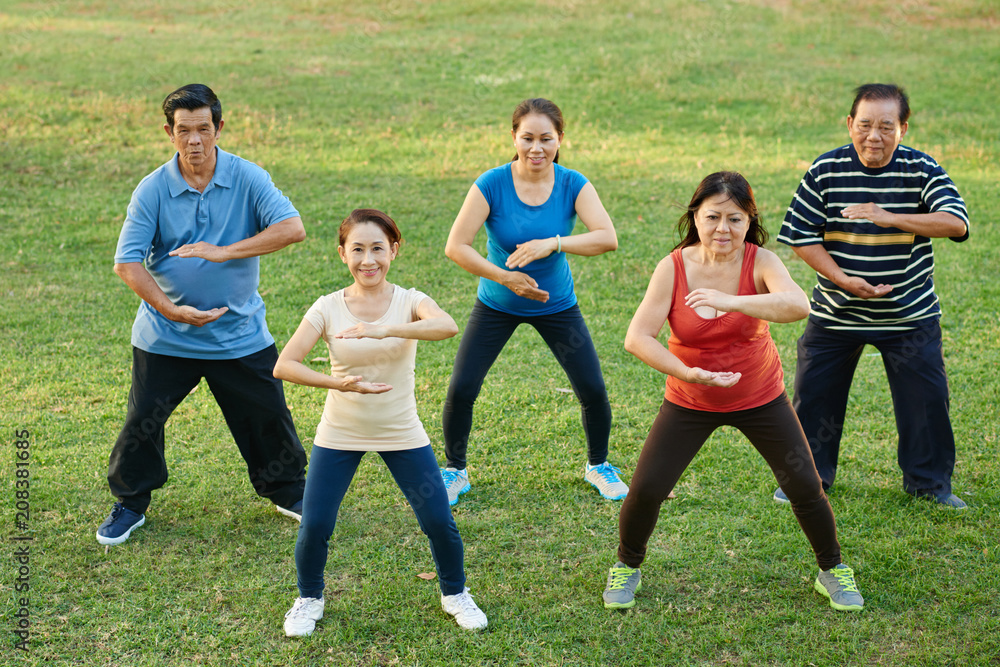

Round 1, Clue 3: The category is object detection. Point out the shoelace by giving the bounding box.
[286,599,318,619]
[831,568,859,592]
[607,568,636,590]
[450,592,480,615]
[594,463,622,483]
[442,470,464,485]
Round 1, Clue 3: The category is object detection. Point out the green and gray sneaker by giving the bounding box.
[603,561,642,609]
[814,563,864,611]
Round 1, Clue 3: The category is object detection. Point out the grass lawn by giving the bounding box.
[2,1,999,665]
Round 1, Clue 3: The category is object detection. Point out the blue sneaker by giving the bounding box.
[276,499,303,522]
[441,467,470,506]
[585,462,629,500]
[914,491,968,509]
[773,487,789,503]
[96,502,146,546]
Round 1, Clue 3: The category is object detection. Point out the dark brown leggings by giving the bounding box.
[618,393,842,571]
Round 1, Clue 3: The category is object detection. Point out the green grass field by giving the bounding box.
[3,1,999,665]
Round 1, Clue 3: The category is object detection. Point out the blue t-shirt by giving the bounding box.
[114,148,300,359]
[474,162,588,315]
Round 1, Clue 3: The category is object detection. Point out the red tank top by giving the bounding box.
[663,243,785,412]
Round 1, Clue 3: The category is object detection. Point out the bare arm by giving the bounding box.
[792,243,891,299]
[335,296,459,341]
[445,185,549,302]
[273,319,392,394]
[505,182,618,268]
[113,262,228,326]
[841,205,966,238]
[684,247,810,323]
[624,258,740,388]
[168,216,307,262]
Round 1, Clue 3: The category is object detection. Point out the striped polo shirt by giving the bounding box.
[778,143,968,332]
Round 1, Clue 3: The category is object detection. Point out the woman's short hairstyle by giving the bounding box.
[675,171,768,250]
[338,208,403,249]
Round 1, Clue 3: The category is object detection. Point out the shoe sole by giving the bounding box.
[284,620,319,637]
[447,482,471,507]
[913,494,968,509]
[276,505,303,522]
[813,579,863,612]
[603,581,642,609]
[587,480,627,501]
[96,514,146,546]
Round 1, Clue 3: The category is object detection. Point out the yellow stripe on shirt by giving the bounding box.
[823,231,915,245]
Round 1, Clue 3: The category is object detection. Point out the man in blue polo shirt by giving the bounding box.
[97,84,309,545]
[775,83,969,509]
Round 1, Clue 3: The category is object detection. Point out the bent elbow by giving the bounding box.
[623,334,639,357]
[786,298,811,322]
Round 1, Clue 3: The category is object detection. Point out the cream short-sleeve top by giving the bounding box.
[304,284,430,451]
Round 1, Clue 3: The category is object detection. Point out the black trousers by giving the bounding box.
[618,394,842,571]
[442,299,612,470]
[107,345,306,514]
[793,319,956,496]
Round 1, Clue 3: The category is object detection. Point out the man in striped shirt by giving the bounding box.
[775,83,969,509]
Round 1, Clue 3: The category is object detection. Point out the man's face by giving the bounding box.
[164,107,222,171]
[847,98,908,169]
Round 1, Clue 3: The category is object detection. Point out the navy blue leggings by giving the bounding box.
[442,300,612,469]
[295,445,466,598]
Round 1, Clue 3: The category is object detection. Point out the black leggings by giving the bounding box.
[442,299,612,470]
[618,393,842,571]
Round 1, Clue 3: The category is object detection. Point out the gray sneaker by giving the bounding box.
[440,467,470,506]
[603,561,642,609]
[773,487,790,503]
[814,564,864,611]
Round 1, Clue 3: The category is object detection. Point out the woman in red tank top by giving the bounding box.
[601,172,865,613]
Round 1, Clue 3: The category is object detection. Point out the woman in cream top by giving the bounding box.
[273,208,488,637]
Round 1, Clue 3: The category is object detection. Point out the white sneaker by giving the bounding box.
[441,587,488,630]
[585,462,629,500]
[440,467,471,506]
[283,597,324,637]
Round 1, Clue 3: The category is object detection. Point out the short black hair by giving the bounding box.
[850,83,910,124]
[162,84,222,130]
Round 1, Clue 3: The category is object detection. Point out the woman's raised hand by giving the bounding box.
[336,322,388,340]
[505,238,557,269]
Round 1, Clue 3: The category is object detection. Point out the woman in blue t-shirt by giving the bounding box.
[439,98,626,506]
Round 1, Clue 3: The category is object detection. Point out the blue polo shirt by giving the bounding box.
[114,148,299,359]
[474,162,587,315]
